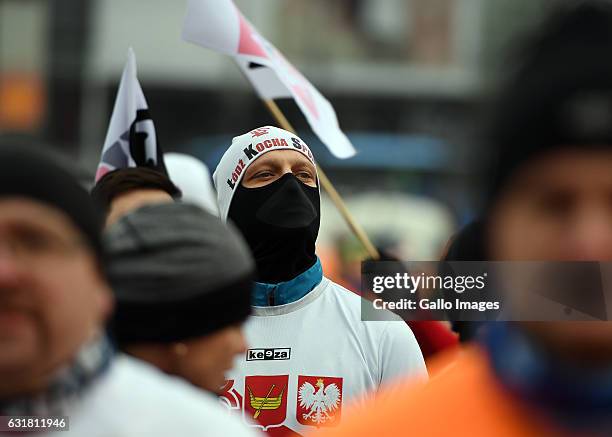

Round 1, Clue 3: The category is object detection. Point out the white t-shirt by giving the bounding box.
[221,277,427,436]
[45,354,258,437]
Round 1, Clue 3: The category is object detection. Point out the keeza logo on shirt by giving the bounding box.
[246,348,291,361]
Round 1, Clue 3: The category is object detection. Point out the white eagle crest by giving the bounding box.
[298,378,341,425]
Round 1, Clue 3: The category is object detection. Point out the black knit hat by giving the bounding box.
[0,145,104,260]
[105,202,254,345]
[485,1,612,208]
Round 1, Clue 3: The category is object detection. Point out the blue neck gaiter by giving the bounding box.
[252,257,323,306]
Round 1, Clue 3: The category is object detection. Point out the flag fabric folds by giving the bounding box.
[95,48,166,182]
[182,0,356,159]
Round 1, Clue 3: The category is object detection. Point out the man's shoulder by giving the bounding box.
[109,355,212,403]
[319,277,368,320]
[321,277,362,303]
[322,277,405,324]
[81,355,257,436]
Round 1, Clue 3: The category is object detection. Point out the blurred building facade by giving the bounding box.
[0,0,552,256]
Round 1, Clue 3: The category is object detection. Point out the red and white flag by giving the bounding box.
[95,48,166,182]
[182,0,356,159]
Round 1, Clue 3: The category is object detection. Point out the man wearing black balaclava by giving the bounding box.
[213,126,426,435]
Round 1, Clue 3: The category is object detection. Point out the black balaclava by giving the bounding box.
[228,172,320,284]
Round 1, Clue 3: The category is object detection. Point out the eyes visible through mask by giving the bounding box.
[241,150,317,189]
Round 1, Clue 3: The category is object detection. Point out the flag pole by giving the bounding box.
[263,99,380,260]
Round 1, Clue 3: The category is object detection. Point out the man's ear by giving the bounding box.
[93,263,114,321]
[86,254,115,322]
[97,284,115,322]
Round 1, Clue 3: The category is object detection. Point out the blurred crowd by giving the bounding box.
[3,2,612,437]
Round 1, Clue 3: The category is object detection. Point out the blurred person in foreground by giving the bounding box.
[0,146,257,436]
[91,167,181,227]
[105,202,254,395]
[213,126,426,435]
[311,3,612,436]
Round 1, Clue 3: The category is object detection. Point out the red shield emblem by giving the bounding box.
[244,375,289,430]
[296,375,343,427]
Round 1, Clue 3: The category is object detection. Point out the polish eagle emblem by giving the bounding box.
[298,378,341,425]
